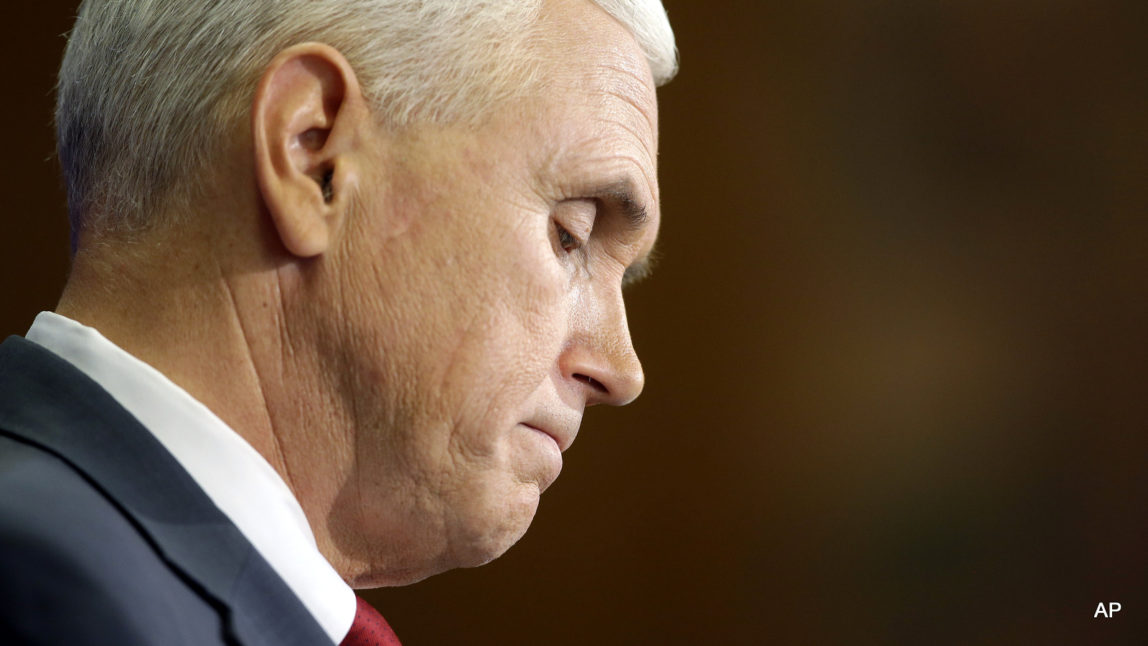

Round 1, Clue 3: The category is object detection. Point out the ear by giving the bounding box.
[252,43,370,258]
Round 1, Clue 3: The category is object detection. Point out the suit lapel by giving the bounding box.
[0,336,334,646]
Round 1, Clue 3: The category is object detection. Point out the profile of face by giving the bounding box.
[292,0,660,585]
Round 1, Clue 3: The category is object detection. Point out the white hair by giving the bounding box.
[55,0,678,244]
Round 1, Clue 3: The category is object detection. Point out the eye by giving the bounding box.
[551,199,596,255]
[555,221,582,253]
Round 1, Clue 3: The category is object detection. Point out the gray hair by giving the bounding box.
[56,0,678,245]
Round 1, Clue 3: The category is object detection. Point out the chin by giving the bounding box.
[344,488,539,588]
[448,480,542,569]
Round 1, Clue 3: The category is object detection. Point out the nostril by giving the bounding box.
[574,373,608,394]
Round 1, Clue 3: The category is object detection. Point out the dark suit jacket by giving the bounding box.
[0,335,335,645]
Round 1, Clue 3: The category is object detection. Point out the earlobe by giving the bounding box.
[252,43,368,259]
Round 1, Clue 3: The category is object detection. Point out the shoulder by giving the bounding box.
[0,434,225,645]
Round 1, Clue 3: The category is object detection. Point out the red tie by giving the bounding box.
[340,596,402,646]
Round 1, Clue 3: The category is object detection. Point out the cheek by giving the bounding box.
[503,219,573,372]
[369,212,568,468]
[446,228,570,430]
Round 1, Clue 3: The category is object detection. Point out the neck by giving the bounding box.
[59,228,281,463]
[56,223,356,581]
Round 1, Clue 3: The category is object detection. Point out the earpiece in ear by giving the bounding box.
[321,168,334,203]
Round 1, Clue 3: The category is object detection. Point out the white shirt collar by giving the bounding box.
[26,311,356,643]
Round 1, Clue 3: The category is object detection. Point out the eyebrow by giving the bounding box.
[589,178,657,288]
[596,180,651,233]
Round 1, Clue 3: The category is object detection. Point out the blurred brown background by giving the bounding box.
[4,2,1147,644]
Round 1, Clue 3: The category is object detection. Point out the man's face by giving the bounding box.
[320,0,660,584]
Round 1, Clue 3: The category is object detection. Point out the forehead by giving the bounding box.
[524,0,661,216]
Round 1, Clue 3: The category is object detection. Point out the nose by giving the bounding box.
[560,290,645,407]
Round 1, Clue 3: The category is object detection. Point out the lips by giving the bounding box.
[522,421,575,452]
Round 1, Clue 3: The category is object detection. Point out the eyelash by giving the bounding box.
[555,221,581,253]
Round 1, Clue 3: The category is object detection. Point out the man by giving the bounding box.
[0,0,676,644]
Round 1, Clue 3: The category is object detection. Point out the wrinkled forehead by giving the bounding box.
[529,0,661,205]
[537,0,659,128]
